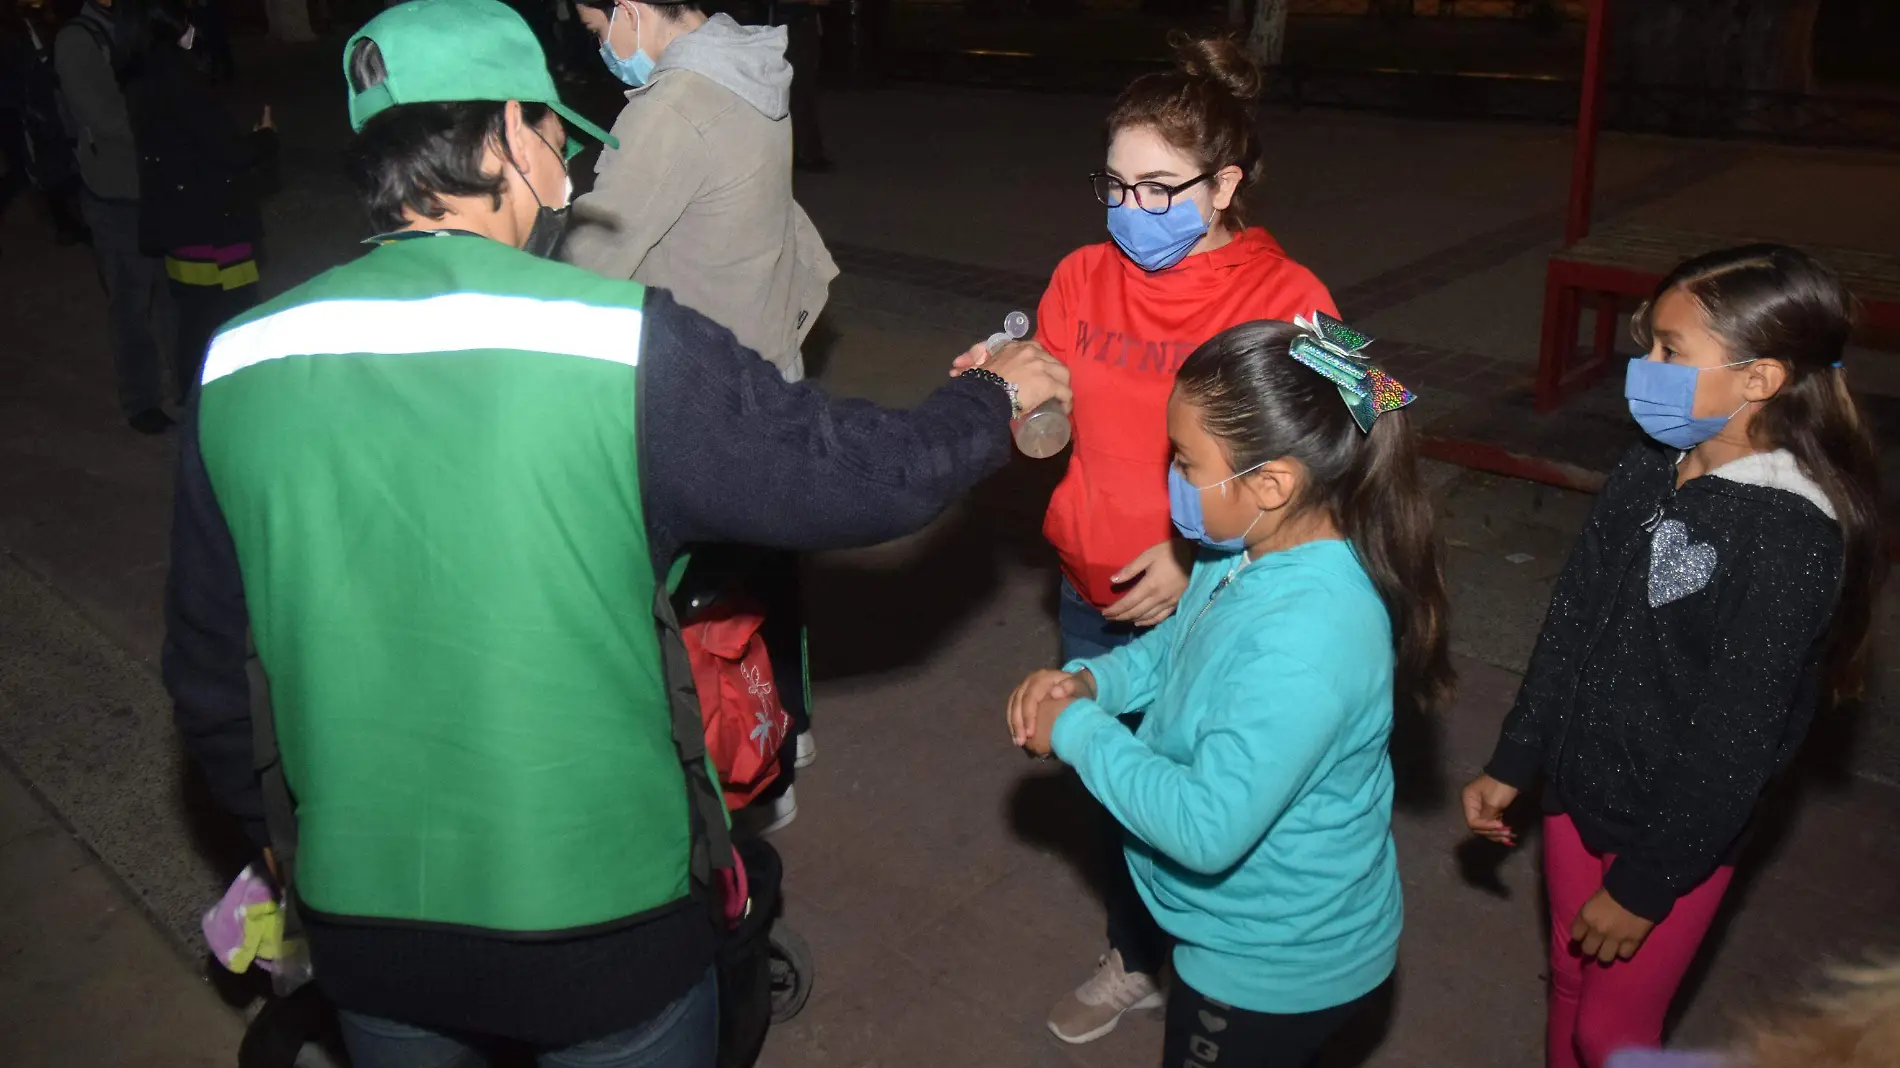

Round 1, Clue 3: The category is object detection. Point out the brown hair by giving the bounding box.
[1108,33,1263,231]
[1175,320,1456,714]
[1633,244,1885,704]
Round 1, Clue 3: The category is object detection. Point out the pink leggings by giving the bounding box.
[1543,814,1734,1068]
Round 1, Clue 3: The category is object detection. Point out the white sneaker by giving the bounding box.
[1046,949,1164,1045]
[794,731,817,769]
[733,787,797,839]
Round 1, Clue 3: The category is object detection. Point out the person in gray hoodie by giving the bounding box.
[57,0,172,433]
[567,0,836,836]
[565,0,834,384]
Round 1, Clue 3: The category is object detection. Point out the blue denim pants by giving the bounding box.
[338,967,718,1068]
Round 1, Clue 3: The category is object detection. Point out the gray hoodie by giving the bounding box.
[565,14,836,381]
[56,2,139,199]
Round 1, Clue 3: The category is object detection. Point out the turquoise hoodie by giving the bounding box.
[1051,539,1401,1014]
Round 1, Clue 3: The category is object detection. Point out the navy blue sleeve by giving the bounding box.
[637,287,1016,567]
[161,396,268,849]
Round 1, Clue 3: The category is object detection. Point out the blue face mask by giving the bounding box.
[1624,356,1754,450]
[1168,463,1265,552]
[599,5,655,87]
[1107,198,1209,273]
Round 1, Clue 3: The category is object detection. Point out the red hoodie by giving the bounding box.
[1036,227,1338,610]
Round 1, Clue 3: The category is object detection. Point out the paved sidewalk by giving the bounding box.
[0,757,244,1068]
[1,36,1898,1067]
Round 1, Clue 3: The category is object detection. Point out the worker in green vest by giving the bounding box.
[160,1,1068,1063]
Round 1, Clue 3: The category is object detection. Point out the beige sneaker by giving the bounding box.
[1046,950,1164,1045]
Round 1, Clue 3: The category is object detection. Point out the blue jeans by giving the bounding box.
[338,968,718,1068]
[1056,578,1141,663]
[79,191,170,416]
[1055,580,1169,976]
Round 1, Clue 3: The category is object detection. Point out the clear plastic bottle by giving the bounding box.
[269,934,315,997]
[987,310,1071,459]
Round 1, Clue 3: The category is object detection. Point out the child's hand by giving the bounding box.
[1007,669,1097,749]
[1008,669,1072,747]
[1570,888,1655,963]
[1461,773,1520,846]
[1024,695,1072,758]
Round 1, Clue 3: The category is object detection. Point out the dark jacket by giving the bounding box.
[7,13,79,189]
[161,286,1013,1043]
[124,43,273,252]
[1487,441,1843,923]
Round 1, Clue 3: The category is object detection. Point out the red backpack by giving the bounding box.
[683,597,790,810]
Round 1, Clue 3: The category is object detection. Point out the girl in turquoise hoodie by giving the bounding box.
[1009,316,1453,1067]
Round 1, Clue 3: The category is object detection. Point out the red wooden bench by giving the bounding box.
[1535,224,1900,411]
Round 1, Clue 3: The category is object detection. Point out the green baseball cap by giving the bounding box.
[344,0,618,157]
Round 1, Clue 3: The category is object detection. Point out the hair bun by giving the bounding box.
[1172,33,1262,103]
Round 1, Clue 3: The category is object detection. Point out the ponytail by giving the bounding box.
[1177,320,1455,713]
[1348,410,1456,713]
[1638,245,1885,703]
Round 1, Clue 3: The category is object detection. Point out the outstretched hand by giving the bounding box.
[952,339,1071,417]
[949,343,990,376]
[950,338,1053,375]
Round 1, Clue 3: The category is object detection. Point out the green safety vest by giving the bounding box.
[199,233,695,936]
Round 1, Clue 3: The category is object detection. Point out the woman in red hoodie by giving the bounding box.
[1029,33,1338,1046]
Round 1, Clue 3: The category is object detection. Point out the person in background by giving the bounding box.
[565,0,830,382]
[57,0,172,433]
[566,0,838,830]
[175,0,232,81]
[1008,318,1452,1068]
[959,33,1338,1045]
[1,0,90,246]
[772,0,826,171]
[2,2,39,225]
[163,2,1069,1065]
[117,0,274,403]
[1463,245,1884,1068]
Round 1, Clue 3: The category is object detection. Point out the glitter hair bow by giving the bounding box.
[1288,311,1416,433]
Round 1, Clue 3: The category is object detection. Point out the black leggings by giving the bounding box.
[169,276,258,405]
[1162,976,1386,1068]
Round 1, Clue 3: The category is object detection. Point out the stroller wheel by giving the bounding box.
[766,923,814,1023]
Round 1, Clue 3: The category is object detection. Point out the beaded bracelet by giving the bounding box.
[960,367,1021,420]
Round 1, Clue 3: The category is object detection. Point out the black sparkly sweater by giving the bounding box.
[1486,441,1844,923]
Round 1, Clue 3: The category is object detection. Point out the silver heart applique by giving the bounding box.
[1648,518,1717,607]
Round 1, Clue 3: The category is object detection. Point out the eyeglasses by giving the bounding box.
[1091,172,1215,215]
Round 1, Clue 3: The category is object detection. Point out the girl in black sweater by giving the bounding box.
[1461,245,1883,1068]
